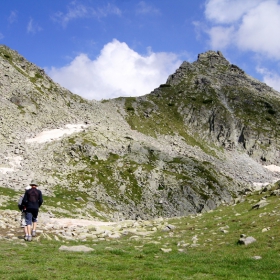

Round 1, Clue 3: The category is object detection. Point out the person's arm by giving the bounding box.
[38,190,43,207]
[21,191,28,209]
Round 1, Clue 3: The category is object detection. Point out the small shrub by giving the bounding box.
[202,99,213,104]
[126,106,134,111]
[268,109,276,115]
[35,73,43,79]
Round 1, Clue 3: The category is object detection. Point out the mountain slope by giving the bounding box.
[0,46,279,221]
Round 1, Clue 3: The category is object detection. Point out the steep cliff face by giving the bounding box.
[0,46,279,221]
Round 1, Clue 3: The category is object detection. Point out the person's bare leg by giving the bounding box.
[22,213,28,239]
[27,225,33,241]
[32,222,37,236]
[27,225,31,236]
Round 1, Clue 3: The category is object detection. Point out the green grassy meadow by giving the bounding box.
[0,186,279,280]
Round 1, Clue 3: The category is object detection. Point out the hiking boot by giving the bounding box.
[28,235,32,242]
[24,235,28,241]
[32,230,36,237]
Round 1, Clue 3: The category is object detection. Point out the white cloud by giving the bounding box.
[236,1,280,59]
[47,39,181,100]
[257,67,280,92]
[204,0,280,59]
[205,0,262,24]
[52,2,121,27]
[207,25,235,49]
[27,18,42,34]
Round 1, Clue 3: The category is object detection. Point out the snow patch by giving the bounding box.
[25,123,88,143]
[252,182,269,190]
[264,165,280,172]
[252,165,280,190]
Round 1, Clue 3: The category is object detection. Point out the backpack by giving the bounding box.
[27,188,39,203]
[18,195,23,211]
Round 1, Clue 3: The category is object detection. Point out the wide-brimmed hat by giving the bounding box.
[30,180,38,186]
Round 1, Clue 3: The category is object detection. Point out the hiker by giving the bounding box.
[18,186,31,240]
[21,180,43,241]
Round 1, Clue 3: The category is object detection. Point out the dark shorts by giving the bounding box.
[26,209,39,225]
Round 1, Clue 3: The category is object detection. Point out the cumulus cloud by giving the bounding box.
[206,25,235,49]
[236,1,280,58]
[204,0,280,59]
[52,2,121,27]
[47,39,181,100]
[205,0,262,24]
[27,18,42,34]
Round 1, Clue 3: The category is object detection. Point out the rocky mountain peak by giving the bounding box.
[166,50,279,101]
[166,50,245,86]
[196,50,229,66]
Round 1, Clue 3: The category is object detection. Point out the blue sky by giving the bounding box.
[1,0,280,100]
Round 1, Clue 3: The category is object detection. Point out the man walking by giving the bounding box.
[18,185,31,240]
[21,180,43,241]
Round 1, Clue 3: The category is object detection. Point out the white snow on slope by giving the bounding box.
[25,123,88,143]
[264,165,280,173]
